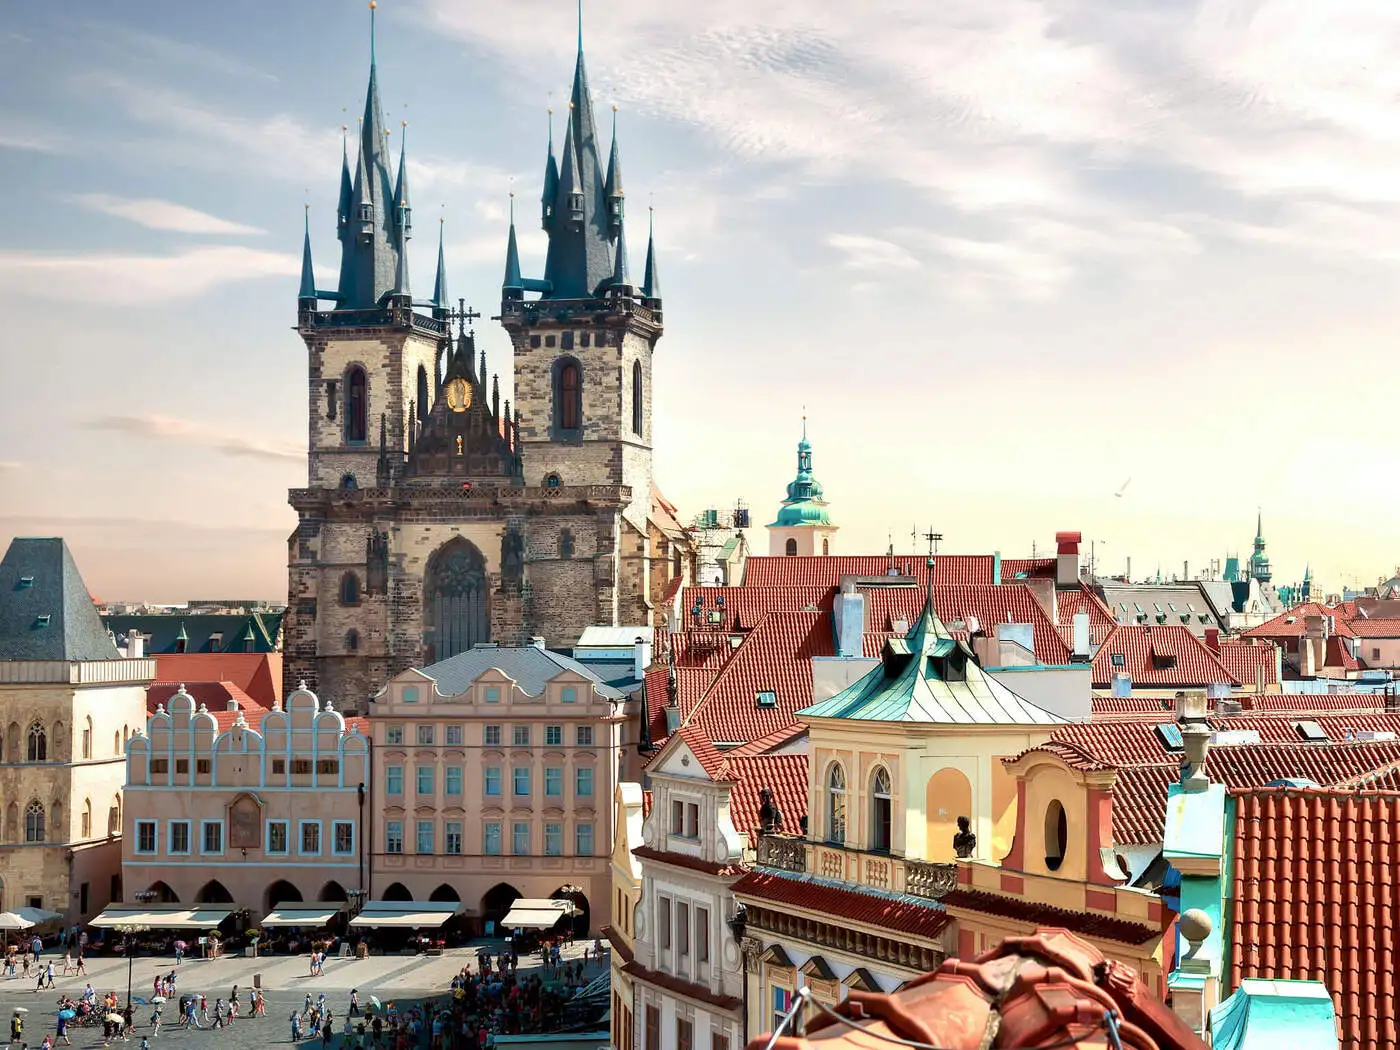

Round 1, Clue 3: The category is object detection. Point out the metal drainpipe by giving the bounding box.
[358,780,367,907]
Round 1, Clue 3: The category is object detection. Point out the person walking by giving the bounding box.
[74,951,87,977]
[321,1018,333,1049]
[349,990,360,1017]
[304,994,313,1019]
[212,999,225,1029]
[199,995,209,1027]
[247,988,256,1016]
[254,989,265,1017]
[149,1003,162,1037]
[10,1010,22,1045]
[291,1011,302,1042]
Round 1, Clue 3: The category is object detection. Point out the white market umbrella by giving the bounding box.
[14,907,60,925]
[0,913,35,931]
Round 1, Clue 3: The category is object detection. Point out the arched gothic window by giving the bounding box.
[554,358,582,432]
[345,629,360,652]
[823,537,830,556]
[345,366,368,443]
[26,723,46,762]
[82,716,92,759]
[24,801,44,843]
[340,474,358,491]
[425,540,490,663]
[339,572,361,606]
[81,798,92,839]
[827,763,847,845]
[417,364,430,424]
[632,360,643,436]
[870,766,892,853]
[785,538,798,557]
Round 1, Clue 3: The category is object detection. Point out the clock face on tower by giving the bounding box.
[444,377,472,413]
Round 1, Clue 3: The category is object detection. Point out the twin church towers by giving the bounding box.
[285,4,676,707]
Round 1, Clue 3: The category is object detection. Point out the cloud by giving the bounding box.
[0,245,298,304]
[71,194,265,236]
[827,234,920,272]
[0,122,66,153]
[83,416,302,464]
[0,513,287,537]
[81,21,279,83]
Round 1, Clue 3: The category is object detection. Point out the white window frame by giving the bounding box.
[332,820,355,856]
[386,765,404,796]
[512,725,530,747]
[445,822,463,855]
[445,766,463,796]
[544,822,563,856]
[415,820,434,855]
[512,821,531,855]
[298,819,322,856]
[445,724,463,746]
[545,725,563,746]
[545,767,563,797]
[575,766,594,797]
[483,821,502,856]
[576,821,594,856]
[385,821,403,854]
[484,766,502,796]
[134,819,157,855]
[484,725,502,747]
[266,820,289,855]
[168,820,190,855]
[385,724,405,745]
[200,819,224,856]
[576,725,594,746]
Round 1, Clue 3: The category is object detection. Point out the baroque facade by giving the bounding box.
[284,11,689,710]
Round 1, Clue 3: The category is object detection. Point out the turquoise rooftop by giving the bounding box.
[769,420,833,528]
[1209,979,1339,1050]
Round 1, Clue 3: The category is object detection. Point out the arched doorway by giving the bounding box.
[480,883,520,931]
[924,767,973,863]
[429,884,460,903]
[424,539,490,662]
[265,879,302,912]
[147,881,178,904]
[195,880,234,904]
[382,883,412,902]
[552,885,590,938]
[318,881,348,903]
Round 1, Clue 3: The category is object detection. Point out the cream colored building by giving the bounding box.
[122,685,369,916]
[0,539,154,923]
[606,783,645,1050]
[369,643,625,932]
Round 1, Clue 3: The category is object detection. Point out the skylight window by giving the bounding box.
[756,690,777,708]
[17,576,33,589]
[1155,724,1184,751]
[1110,653,1126,667]
[1294,720,1327,743]
[33,615,50,628]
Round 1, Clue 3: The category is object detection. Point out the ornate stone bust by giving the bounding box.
[953,815,977,858]
[758,787,783,833]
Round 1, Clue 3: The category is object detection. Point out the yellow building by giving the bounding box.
[0,539,154,923]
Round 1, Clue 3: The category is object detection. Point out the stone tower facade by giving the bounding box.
[283,13,689,711]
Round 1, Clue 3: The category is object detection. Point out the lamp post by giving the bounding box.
[112,922,149,1010]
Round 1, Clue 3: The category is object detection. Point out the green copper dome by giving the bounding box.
[769,419,834,528]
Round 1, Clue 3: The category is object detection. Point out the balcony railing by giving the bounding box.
[756,835,958,902]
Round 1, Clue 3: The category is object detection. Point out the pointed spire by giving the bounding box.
[479,344,487,392]
[433,218,449,310]
[299,205,317,301]
[558,112,583,224]
[641,206,660,300]
[337,127,352,238]
[393,121,412,240]
[577,0,584,54]
[610,211,630,289]
[492,374,501,421]
[541,109,559,229]
[503,193,523,294]
[604,105,624,231]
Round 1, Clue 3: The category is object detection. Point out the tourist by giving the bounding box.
[9,1010,21,1045]
[212,999,225,1029]
[290,1011,302,1042]
[148,1003,161,1037]
[349,989,360,1017]
[74,953,86,977]
[321,1017,333,1049]
[254,989,265,1017]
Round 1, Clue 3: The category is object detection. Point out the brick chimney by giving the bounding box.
[1054,531,1081,588]
[1203,628,1220,654]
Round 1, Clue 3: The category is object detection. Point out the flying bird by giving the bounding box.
[1115,477,1132,498]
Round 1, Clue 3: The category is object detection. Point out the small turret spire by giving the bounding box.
[503,193,523,295]
[610,211,630,290]
[541,108,558,229]
[432,216,449,311]
[641,206,660,300]
[393,121,412,240]
[299,205,317,302]
[577,0,584,54]
[369,0,377,65]
[337,126,352,238]
[604,105,624,231]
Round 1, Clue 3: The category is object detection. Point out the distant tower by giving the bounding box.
[1300,564,1311,603]
[767,420,837,557]
[1248,510,1272,584]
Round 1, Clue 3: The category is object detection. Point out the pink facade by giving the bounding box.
[369,658,622,934]
[123,686,369,916]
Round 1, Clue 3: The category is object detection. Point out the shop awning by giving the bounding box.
[89,906,231,930]
[502,899,574,929]
[348,900,460,929]
[260,906,342,928]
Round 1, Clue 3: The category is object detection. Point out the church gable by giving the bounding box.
[407,334,518,481]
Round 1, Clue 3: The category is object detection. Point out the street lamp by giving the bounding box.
[112,923,149,1010]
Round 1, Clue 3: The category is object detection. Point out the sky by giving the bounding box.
[3,0,1400,602]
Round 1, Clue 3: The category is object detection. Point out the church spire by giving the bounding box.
[503,193,524,297]
[541,109,559,229]
[393,121,412,240]
[641,206,660,301]
[604,105,624,232]
[432,217,449,312]
[610,210,630,290]
[336,127,352,239]
[299,205,317,303]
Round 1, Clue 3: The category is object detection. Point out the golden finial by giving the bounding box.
[401,119,408,128]
[569,101,575,110]
[368,1,376,9]
[547,107,553,115]
[340,123,348,132]
[612,103,618,112]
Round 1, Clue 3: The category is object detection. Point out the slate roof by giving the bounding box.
[103,613,282,654]
[733,869,951,941]
[742,555,995,589]
[416,644,624,699]
[1229,787,1400,1050]
[1091,624,1239,688]
[0,538,120,662]
[800,596,1063,726]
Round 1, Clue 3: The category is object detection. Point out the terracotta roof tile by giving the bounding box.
[1250,692,1382,714]
[673,723,726,778]
[1217,639,1280,688]
[1243,603,1356,640]
[632,844,745,877]
[999,558,1057,581]
[940,888,1159,945]
[1057,585,1117,629]
[1091,695,1184,718]
[723,723,808,758]
[1230,787,1400,1050]
[861,585,1072,665]
[1008,740,1116,773]
[677,586,831,631]
[149,680,261,715]
[743,555,995,589]
[733,870,951,941]
[152,652,282,706]
[1091,624,1238,688]
[1345,617,1400,639]
[721,753,809,837]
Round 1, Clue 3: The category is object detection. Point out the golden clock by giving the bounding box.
[444,377,472,413]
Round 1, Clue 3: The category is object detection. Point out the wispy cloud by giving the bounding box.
[827,234,920,273]
[0,121,67,153]
[0,245,297,304]
[83,416,303,464]
[0,513,287,537]
[82,20,279,83]
[72,193,265,236]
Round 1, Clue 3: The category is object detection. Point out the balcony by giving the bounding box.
[755,835,958,902]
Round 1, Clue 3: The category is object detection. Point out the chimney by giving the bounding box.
[1054,531,1081,588]
[995,623,1035,667]
[832,578,866,659]
[531,636,546,649]
[1176,690,1211,791]
[1203,628,1220,654]
[633,635,653,681]
[126,632,145,659]
[1072,612,1090,662]
[1112,673,1132,698]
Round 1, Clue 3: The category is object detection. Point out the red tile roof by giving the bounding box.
[1327,636,1362,671]
[742,555,995,589]
[631,844,745,878]
[1230,788,1400,1050]
[732,870,951,941]
[722,753,809,838]
[673,723,726,778]
[1250,692,1383,714]
[1091,624,1239,688]
[940,888,1159,945]
[677,586,831,631]
[1009,740,1116,773]
[1217,639,1280,688]
[1091,695,1184,718]
[1346,617,1400,639]
[861,585,1072,665]
[153,652,282,706]
[1243,603,1356,640]
[999,558,1056,581]
[723,723,808,758]
[682,610,831,744]
[148,681,262,716]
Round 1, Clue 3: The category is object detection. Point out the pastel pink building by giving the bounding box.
[369,644,624,934]
[122,685,369,916]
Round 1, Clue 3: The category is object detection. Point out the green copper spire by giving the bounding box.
[503,194,523,293]
[393,121,412,238]
[641,206,660,300]
[1249,508,1271,584]
[770,419,831,527]
[337,129,352,239]
[610,211,630,289]
[541,109,559,229]
[299,206,317,301]
[604,106,624,231]
[432,218,449,310]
